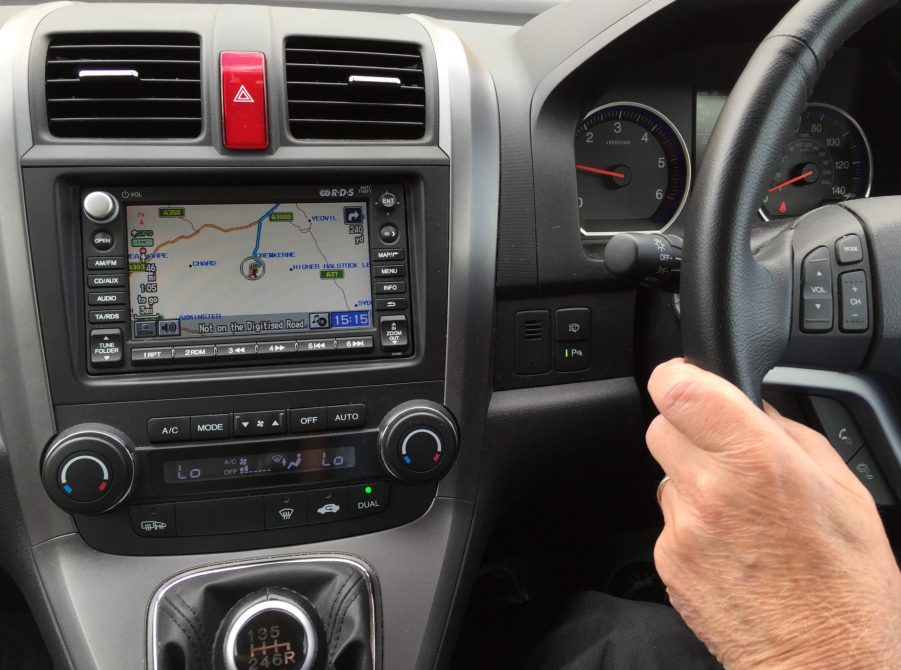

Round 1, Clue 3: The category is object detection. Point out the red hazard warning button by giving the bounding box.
[220,51,268,150]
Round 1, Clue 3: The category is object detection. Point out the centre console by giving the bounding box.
[23,165,454,557]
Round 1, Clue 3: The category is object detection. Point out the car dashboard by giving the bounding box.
[0,1,898,669]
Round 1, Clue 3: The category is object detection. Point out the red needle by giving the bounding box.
[576,164,626,179]
[769,170,815,192]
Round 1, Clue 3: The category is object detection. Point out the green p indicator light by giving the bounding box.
[364,486,373,495]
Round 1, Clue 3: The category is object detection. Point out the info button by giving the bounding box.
[190,414,230,440]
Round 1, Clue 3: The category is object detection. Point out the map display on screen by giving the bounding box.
[127,201,373,339]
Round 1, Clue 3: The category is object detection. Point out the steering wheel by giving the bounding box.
[682,0,898,407]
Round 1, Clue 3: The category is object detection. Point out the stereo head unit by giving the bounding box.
[80,184,413,373]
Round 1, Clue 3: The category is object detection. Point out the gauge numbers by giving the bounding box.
[762,103,872,219]
[575,102,691,236]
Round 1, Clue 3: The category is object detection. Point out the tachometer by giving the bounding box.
[575,102,691,236]
[761,103,872,219]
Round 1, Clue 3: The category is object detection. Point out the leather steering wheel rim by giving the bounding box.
[681,0,896,406]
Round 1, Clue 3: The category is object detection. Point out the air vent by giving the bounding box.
[45,33,202,139]
[285,37,426,141]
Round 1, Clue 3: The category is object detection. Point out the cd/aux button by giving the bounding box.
[87,273,125,289]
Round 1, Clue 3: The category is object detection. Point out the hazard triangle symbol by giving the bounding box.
[233,85,254,103]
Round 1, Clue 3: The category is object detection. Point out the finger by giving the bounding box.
[646,414,709,481]
[648,359,785,455]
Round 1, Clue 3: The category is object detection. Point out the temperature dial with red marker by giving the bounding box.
[42,424,136,515]
[378,401,458,483]
[761,103,872,219]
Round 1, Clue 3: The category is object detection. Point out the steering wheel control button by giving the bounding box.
[91,230,115,251]
[801,247,834,333]
[290,407,327,433]
[348,483,389,517]
[176,497,264,536]
[378,401,459,482]
[41,425,136,514]
[379,315,409,350]
[90,328,123,367]
[82,191,119,223]
[191,414,231,440]
[327,404,366,429]
[129,503,176,538]
[307,487,349,524]
[555,308,591,342]
[514,310,551,375]
[233,410,286,437]
[556,341,591,372]
[215,587,323,670]
[839,271,868,332]
[835,234,864,265]
[807,396,865,462]
[848,448,897,507]
[264,492,309,529]
[220,51,269,151]
[148,417,190,444]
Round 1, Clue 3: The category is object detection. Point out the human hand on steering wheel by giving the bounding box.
[647,359,901,670]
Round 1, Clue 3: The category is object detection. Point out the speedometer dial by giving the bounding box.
[761,103,872,219]
[575,102,691,236]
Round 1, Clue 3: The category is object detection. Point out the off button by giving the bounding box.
[379,315,409,351]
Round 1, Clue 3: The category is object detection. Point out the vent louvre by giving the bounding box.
[45,33,202,139]
[285,37,426,141]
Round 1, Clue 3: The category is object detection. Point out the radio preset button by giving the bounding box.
[258,341,296,356]
[89,308,126,324]
[89,291,125,306]
[379,315,409,351]
[90,329,123,367]
[234,410,287,437]
[327,404,366,430]
[297,338,337,353]
[191,414,230,440]
[132,347,174,364]
[336,336,374,352]
[216,343,256,358]
[374,281,406,295]
[290,407,327,433]
[86,256,126,271]
[174,345,215,360]
[307,487,349,524]
[373,265,406,279]
[87,273,125,289]
[264,492,308,529]
[91,230,114,251]
[375,298,408,312]
[372,248,404,262]
[149,417,190,443]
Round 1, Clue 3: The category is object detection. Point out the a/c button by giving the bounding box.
[148,417,190,444]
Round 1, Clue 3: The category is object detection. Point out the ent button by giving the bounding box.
[379,315,409,350]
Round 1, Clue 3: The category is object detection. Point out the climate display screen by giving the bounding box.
[163,447,357,484]
[127,201,373,339]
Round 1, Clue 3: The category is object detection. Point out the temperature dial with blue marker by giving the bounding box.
[378,401,458,483]
[42,424,136,515]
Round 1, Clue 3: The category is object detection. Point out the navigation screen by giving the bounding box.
[126,201,373,339]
